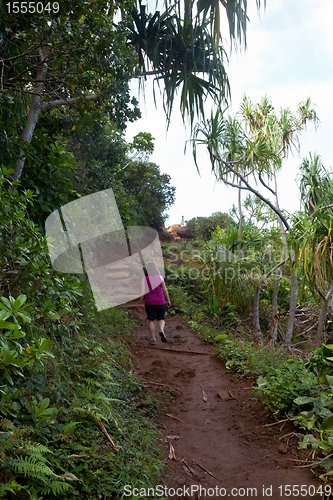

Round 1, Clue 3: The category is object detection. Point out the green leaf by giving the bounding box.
[321,416,333,431]
[0,320,20,330]
[13,294,27,311]
[5,373,14,385]
[322,345,333,358]
[215,334,228,342]
[326,375,333,388]
[257,375,267,388]
[294,396,314,405]
[38,338,52,351]
[0,310,11,321]
[11,329,25,339]
[16,311,31,324]
[1,297,12,310]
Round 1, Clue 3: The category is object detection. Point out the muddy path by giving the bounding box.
[131,311,323,500]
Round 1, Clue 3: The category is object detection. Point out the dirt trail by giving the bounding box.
[131,312,323,500]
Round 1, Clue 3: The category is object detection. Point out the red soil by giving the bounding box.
[131,311,324,500]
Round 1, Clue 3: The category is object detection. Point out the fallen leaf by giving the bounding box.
[168,443,176,459]
[166,435,182,440]
[199,384,207,402]
[61,473,82,481]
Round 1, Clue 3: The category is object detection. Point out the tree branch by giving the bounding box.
[258,172,276,195]
[315,283,326,301]
[217,157,290,231]
[310,203,333,217]
[5,51,68,83]
[41,93,99,109]
[224,180,250,190]
[0,43,42,63]
[263,259,287,281]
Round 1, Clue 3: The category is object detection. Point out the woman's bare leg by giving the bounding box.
[148,320,156,339]
[158,319,165,332]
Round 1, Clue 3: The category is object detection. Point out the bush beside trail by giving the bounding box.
[0,173,164,499]
[163,237,333,481]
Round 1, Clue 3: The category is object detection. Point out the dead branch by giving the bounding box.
[95,419,118,451]
[196,463,220,480]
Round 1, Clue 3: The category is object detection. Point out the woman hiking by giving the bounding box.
[139,261,171,345]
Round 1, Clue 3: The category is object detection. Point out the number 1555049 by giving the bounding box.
[6,2,60,14]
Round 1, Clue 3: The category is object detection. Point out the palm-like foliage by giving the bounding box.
[191,100,288,230]
[128,1,229,125]
[162,14,229,125]
[294,156,333,291]
[299,153,333,214]
[192,97,284,176]
[127,0,266,126]
[191,96,318,345]
[240,95,319,164]
[292,155,333,345]
[196,246,258,307]
[197,0,265,47]
[195,234,260,308]
[192,96,319,228]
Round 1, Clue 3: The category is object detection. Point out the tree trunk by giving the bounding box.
[254,261,285,346]
[13,46,49,182]
[284,248,298,348]
[238,180,243,239]
[271,179,287,343]
[271,177,287,314]
[315,283,333,347]
[253,283,263,345]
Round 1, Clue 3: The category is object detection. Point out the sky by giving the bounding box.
[125,0,333,227]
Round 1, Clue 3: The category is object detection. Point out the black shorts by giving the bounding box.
[145,304,166,321]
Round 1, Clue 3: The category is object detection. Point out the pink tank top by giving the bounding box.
[145,275,165,305]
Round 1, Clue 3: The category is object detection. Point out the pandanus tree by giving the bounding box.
[0,0,265,183]
[292,154,333,347]
[191,96,318,346]
[127,0,229,127]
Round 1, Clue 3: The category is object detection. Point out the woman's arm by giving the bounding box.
[161,277,171,308]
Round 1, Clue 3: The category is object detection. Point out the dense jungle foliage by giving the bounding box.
[0,173,166,498]
[163,203,333,481]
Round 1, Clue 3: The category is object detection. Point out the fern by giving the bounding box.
[0,417,15,431]
[0,424,29,451]
[13,455,58,477]
[69,443,91,451]
[62,420,82,435]
[41,479,73,496]
[81,376,118,389]
[72,405,108,422]
[81,377,104,388]
[17,442,53,457]
[0,480,23,498]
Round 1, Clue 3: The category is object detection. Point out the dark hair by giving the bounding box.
[146,261,159,275]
